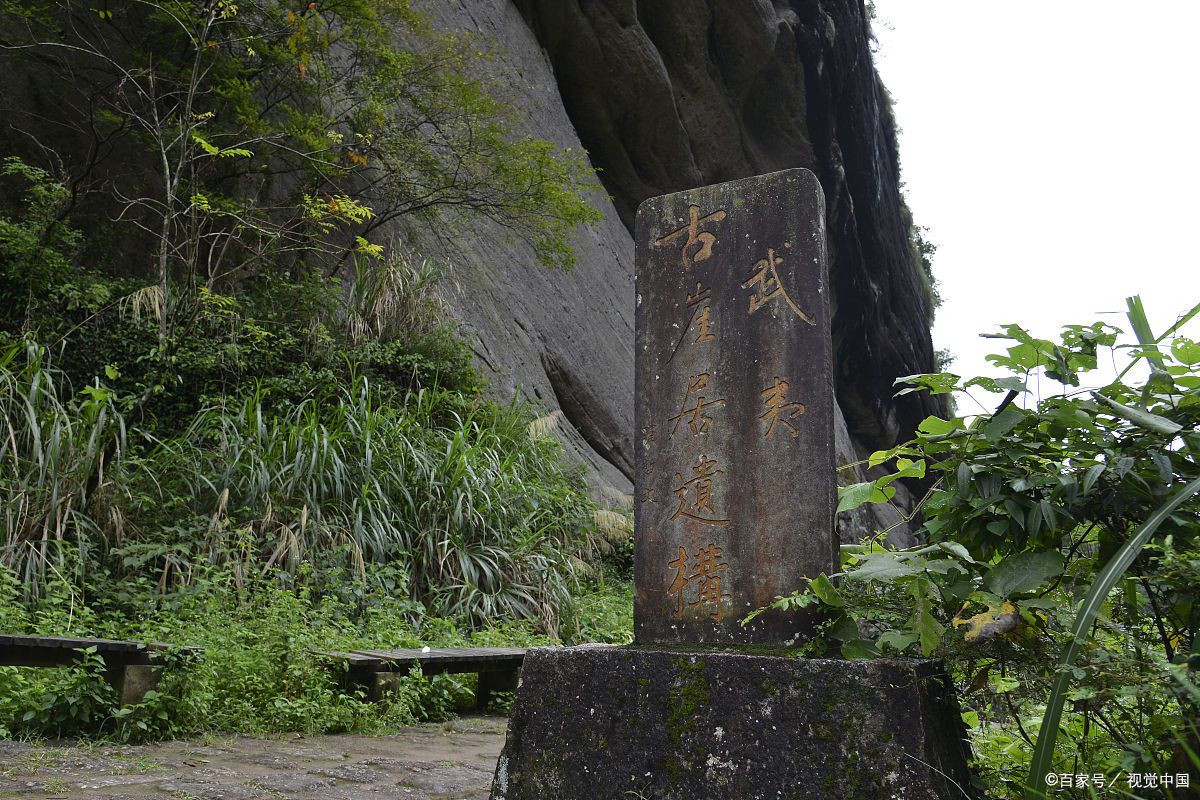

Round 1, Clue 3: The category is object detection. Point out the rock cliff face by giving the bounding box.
[1,0,939,537]
[415,0,940,540]
[398,0,638,502]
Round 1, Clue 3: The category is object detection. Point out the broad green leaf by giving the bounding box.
[836,481,895,513]
[911,588,945,656]
[876,457,926,488]
[965,375,1028,394]
[867,448,896,468]
[1018,597,1061,610]
[917,415,960,436]
[1025,503,1043,539]
[840,639,881,660]
[808,573,844,607]
[1004,498,1025,527]
[827,615,861,642]
[844,553,923,582]
[876,630,919,653]
[1171,336,1200,366]
[936,541,977,564]
[992,675,1020,694]
[986,519,1010,536]
[984,404,1025,443]
[867,443,920,468]
[1039,500,1058,533]
[955,461,972,490]
[984,551,1063,597]
[1082,463,1105,494]
[893,372,960,396]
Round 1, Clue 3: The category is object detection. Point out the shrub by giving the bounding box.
[766,296,1200,799]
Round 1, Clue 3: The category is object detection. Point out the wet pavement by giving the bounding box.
[0,716,507,800]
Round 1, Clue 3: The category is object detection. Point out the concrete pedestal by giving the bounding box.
[490,645,975,800]
[105,664,162,706]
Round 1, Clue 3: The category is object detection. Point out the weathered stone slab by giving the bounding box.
[633,169,835,645]
[490,646,975,800]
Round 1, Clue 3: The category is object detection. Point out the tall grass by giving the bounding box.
[0,342,126,592]
[156,383,592,632]
[0,341,594,634]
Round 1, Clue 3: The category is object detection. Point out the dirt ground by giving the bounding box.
[0,716,508,800]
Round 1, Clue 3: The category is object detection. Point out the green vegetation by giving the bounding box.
[0,283,634,738]
[0,0,628,743]
[760,297,1200,798]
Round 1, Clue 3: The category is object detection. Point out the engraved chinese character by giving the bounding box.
[668,546,689,618]
[669,373,725,436]
[671,456,730,526]
[743,244,816,324]
[656,204,728,269]
[687,545,731,622]
[760,377,806,438]
[666,544,731,621]
[686,282,716,344]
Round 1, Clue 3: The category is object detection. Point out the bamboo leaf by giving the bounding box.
[1025,474,1200,798]
[1092,393,1183,436]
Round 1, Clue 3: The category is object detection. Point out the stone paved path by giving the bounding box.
[0,716,507,800]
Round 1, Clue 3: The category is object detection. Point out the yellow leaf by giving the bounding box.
[952,600,1019,644]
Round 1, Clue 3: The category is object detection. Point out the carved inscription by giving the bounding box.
[669,374,725,436]
[655,204,728,270]
[667,544,731,622]
[760,377,806,438]
[634,168,834,645]
[743,244,816,324]
[671,456,730,527]
[685,282,716,344]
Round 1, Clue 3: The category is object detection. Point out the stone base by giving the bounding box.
[490,645,975,800]
[105,664,161,706]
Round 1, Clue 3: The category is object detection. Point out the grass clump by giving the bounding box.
[0,341,633,741]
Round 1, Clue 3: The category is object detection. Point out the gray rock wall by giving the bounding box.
[512,0,943,454]
[418,1,939,540]
[399,0,637,499]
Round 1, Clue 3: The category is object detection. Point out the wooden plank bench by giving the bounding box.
[0,634,529,710]
[0,633,198,705]
[318,646,528,710]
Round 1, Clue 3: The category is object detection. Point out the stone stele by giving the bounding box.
[634,168,835,645]
[490,646,976,800]
[491,173,976,800]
